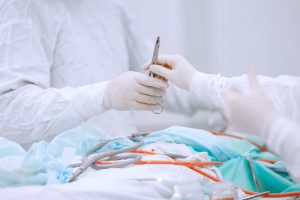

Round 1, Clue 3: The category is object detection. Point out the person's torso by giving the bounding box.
[49,0,137,138]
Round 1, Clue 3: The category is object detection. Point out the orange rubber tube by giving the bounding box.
[242,189,300,198]
[128,149,157,155]
[257,159,276,164]
[95,160,222,168]
[188,166,300,198]
[189,166,221,182]
[211,131,268,152]
[94,146,300,197]
[135,160,222,168]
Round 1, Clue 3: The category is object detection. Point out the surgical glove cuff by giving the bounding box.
[189,71,229,107]
[189,72,207,94]
[256,107,279,138]
[262,116,288,144]
[69,81,109,119]
[102,80,113,110]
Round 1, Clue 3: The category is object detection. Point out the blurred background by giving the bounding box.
[124,0,300,131]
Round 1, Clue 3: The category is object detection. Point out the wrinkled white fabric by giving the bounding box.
[0,165,202,200]
[0,0,203,147]
[189,72,300,123]
[0,0,140,145]
[264,117,300,182]
[190,72,300,181]
[0,139,219,199]
[222,74,278,137]
[143,142,192,157]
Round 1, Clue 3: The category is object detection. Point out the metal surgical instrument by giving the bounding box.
[239,191,269,200]
[246,156,262,193]
[149,36,160,78]
[149,36,164,114]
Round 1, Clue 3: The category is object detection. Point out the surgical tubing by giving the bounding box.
[129,149,187,159]
[95,160,222,168]
[88,137,144,168]
[71,137,144,181]
[93,154,142,170]
[242,190,300,198]
[190,166,300,198]
[83,134,300,197]
[114,150,300,198]
[210,131,268,152]
[129,149,156,155]
[189,166,221,182]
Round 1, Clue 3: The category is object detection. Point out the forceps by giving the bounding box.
[149,36,164,114]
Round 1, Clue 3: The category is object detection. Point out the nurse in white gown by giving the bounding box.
[145,54,300,181]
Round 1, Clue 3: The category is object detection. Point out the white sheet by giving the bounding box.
[1,164,208,200]
[0,142,218,199]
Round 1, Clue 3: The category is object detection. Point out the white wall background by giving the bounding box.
[125,0,300,76]
[124,0,300,131]
[124,0,185,55]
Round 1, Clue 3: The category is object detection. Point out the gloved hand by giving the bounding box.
[223,72,278,137]
[142,55,198,90]
[103,71,168,111]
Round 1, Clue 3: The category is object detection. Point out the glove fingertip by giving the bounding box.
[141,61,152,70]
[150,65,170,78]
[222,88,240,104]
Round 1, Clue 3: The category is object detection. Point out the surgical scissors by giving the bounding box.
[69,132,150,182]
[149,36,164,114]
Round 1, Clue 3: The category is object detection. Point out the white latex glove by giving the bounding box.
[142,55,198,90]
[223,72,278,137]
[103,71,168,111]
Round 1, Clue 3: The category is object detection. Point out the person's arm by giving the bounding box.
[264,117,300,182]
[0,2,111,145]
[0,84,108,144]
[0,1,108,144]
[145,55,300,120]
[0,1,166,144]
[223,73,300,182]
[192,72,300,123]
[142,55,231,115]
[119,6,207,116]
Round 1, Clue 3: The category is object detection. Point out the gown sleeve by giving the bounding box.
[0,1,108,144]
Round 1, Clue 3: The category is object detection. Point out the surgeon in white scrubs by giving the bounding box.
[0,0,204,147]
[145,54,300,181]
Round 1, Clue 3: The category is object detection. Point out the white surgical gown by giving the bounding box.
[190,72,300,181]
[0,0,200,146]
